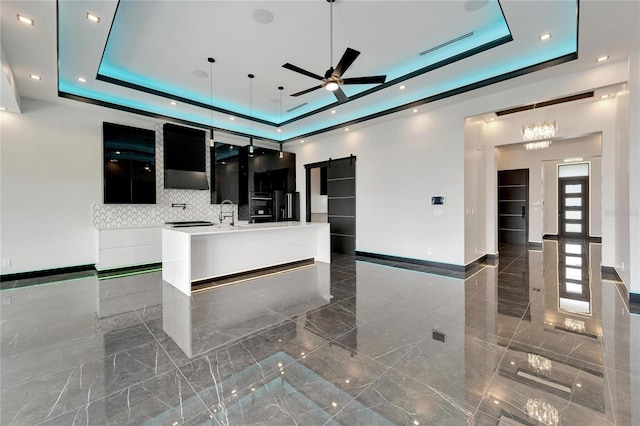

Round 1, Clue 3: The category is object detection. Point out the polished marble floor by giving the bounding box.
[1,241,638,425]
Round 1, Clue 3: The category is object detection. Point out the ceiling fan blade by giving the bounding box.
[282,63,324,81]
[342,75,387,85]
[290,85,323,97]
[333,48,361,78]
[333,87,348,103]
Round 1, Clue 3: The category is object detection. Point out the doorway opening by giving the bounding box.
[305,156,356,255]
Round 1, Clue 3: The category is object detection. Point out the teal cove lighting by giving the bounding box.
[57,0,578,141]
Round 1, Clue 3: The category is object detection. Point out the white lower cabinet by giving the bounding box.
[96,227,163,271]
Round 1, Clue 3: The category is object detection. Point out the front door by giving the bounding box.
[559,177,588,238]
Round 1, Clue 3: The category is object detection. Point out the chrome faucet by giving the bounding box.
[219,199,235,226]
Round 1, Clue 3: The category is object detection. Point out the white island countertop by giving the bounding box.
[167,221,328,236]
[162,221,331,295]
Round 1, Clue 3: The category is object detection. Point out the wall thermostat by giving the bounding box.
[431,196,445,205]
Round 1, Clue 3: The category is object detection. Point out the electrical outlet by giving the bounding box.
[1,258,11,267]
[427,248,432,255]
[2,296,11,305]
[432,330,446,343]
[622,262,625,271]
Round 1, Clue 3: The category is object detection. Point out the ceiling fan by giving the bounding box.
[282,0,387,103]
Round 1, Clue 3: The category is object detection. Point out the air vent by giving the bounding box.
[287,103,308,113]
[495,92,594,116]
[419,32,475,56]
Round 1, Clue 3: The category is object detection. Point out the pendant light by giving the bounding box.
[208,57,215,146]
[278,86,284,158]
[248,74,255,154]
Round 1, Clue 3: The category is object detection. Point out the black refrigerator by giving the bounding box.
[273,190,299,221]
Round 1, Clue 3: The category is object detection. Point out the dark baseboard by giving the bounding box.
[355,251,482,273]
[1,264,95,282]
[486,253,499,266]
[542,234,602,243]
[97,263,163,280]
[630,293,640,315]
[192,258,314,291]
[528,242,543,250]
[601,266,623,282]
[466,255,488,271]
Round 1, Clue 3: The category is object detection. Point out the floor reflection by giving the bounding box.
[0,245,638,425]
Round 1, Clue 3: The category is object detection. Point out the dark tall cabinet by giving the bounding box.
[212,144,296,221]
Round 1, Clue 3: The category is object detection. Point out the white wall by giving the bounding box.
[1,100,105,273]
[309,167,327,214]
[292,108,466,265]
[464,119,487,264]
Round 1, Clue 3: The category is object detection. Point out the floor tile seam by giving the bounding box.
[321,347,416,426]
[132,306,217,421]
[0,328,176,393]
[26,365,198,426]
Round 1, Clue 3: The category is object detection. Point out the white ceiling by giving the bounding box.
[1,1,639,144]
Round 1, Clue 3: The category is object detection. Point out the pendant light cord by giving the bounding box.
[329,0,333,66]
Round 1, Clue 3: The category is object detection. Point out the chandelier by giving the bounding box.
[564,317,586,333]
[524,398,560,426]
[524,140,552,150]
[522,120,558,141]
[527,353,553,373]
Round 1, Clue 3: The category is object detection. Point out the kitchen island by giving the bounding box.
[162,221,330,295]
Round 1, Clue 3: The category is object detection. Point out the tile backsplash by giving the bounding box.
[93,123,236,229]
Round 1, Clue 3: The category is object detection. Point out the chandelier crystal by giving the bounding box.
[524,398,560,426]
[524,140,552,150]
[522,120,558,141]
[564,317,586,333]
[527,353,553,373]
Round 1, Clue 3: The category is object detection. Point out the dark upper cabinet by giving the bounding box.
[103,122,156,204]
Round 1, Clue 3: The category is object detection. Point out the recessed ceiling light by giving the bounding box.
[229,116,235,120]
[253,9,274,24]
[0,107,6,111]
[29,74,41,80]
[17,14,34,26]
[331,110,336,114]
[412,108,419,113]
[488,117,495,122]
[86,12,100,23]
[600,94,609,100]
[344,128,349,131]
[77,77,86,83]
[539,33,551,41]
[399,85,406,90]
[300,139,305,143]
[596,55,609,63]
[170,101,177,106]
[277,128,281,132]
